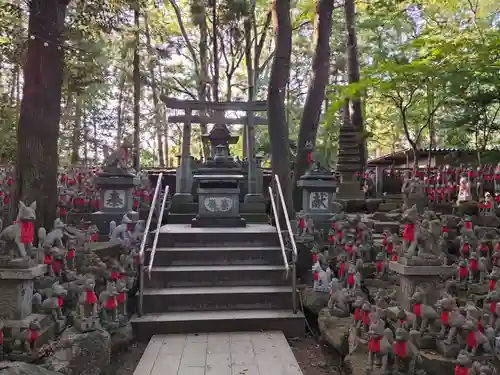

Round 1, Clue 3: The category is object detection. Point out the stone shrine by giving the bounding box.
[163,98,267,215]
[191,126,246,227]
[296,161,340,231]
[92,137,140,233]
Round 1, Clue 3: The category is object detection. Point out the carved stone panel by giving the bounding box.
[203,196,233,213]
[103,189,126,209]
[0,279,33,320]
[309,192,329,211]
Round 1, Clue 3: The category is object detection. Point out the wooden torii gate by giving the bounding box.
[161,97,268,205]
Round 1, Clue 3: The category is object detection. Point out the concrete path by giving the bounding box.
[133,331,303,375]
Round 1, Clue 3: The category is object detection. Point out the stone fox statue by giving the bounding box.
[102,137,133,170]
[0,201,36,258]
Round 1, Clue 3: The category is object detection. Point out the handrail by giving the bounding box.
[271,174,298,314]
[268,186,289,277]
[274,175,298,258]
[138,172,163,316]
[147,185,170,279]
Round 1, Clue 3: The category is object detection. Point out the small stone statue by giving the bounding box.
[366,311,393,374]
[110,214,134,247]
[39,218,65,249]
[101,136,134,174]
[457,176,472,203]
[410,289,439,334]
[116,278,128,322]
[40,282,67,333]
[327,285,350,317]
[487,268,499,292]
[462,318,492,356]
[312,262,332,292]
[352,297,370,334]
[13,321,40,356]
[0,201,37,268]
[435,296,465,345]
[392,328,422,375]
[99,283,120,330]
[401,205,420,258]
[484,291,500,328]
[75,276,100,332]
[345,264,359,291]
[375,251,387,279]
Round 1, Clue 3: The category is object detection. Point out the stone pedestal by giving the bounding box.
[92,174,140,234]
[192,174,246,228]
[0,265,54,358]
[0,265,45,321]
[296,165,339,231]
[389,260,454,311]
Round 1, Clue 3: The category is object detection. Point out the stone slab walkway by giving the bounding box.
[133,331,304,375]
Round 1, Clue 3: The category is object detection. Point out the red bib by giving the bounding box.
[413,303,421,317]
[393,341,407,359]
[368,337,381,353]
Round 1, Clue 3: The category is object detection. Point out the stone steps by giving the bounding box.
[142,286,293,313]
[132,310,304,340]
[146,264,290,288]
[152,223,280,248]
[132,223,304,340]
[145,246,286,266]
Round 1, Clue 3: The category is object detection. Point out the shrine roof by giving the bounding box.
[367,148,466,166]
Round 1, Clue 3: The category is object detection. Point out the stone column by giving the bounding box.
[389,260,454,311]
[172,109,193,204]
[244,112,265,208]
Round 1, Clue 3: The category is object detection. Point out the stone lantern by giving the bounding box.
[296,145,340,231]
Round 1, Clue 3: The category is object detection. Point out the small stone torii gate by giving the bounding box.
[160,97,268,207]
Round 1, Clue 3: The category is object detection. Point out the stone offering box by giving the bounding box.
[92,174,140,233]
[192,174,246,228]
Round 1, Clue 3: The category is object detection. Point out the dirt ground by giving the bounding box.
[289,335,345,375]
[108,342,147,375]
[108,335,344,375]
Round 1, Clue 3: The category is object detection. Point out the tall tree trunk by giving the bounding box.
[344,0,365,168]
[16,0,69,230]
[83,109,88,164]
[244,14,255,163]
[198,16,210,159]
[211,2,219,102]
[93,118,98,165]
[144,12,164,166]
[115,71,126,147]
[132,2,141,170]
[268,0,293,216]
[293,0,334,185]
[70,93,82,164]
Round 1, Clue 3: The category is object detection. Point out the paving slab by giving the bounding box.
[133,331,303,375]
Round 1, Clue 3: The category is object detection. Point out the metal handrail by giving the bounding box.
[274,174,298,258]
[147,185,170,279]
[138,172,163,316]
[271,174,298,314]
[268,186,289,277]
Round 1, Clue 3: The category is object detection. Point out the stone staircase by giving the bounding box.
[131,224,305,341]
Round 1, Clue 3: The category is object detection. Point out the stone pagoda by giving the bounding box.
[336,112,364,199]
